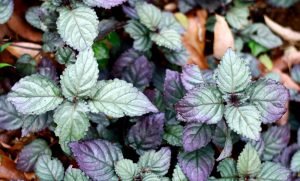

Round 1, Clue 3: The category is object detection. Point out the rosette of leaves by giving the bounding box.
[176,48,288,141]
[7,49,158,154]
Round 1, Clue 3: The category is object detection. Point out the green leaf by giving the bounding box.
[0,95,22,130]
[64,167,89,181]
[22,112,53,136]
[136,2,162,31]
[142,173,160,181]
[138,147,171,176]
[226,6,249,30]
[92,41,109,70]
[55,47,76,65]
[256,162,290,181]
[106,32,121,48]
[291,150,300,172]
[0,0,13,24]
[217,158,238,180]
[215,48,251,94]
[163,124,183,147]
[151,29,181,50]
[0,42,11,52]
[57,6,99,51]
[115,159,139,181]
[225,105,261,140]
[88,79,158,118]
[248,40,268,56]
[237,143,261,177]
[16,54,37,76]
[172,164,188,181]
[54,101,90,154]
[60,48,99,99]
[258,54,273,70]
[35,155,64,181]
[8,74,63,115]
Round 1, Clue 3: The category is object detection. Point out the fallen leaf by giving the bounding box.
[264,16,300,42]
[182,10,209,69]
[6,42,42,61]
[272,68,300,91]
[0,151,26,180]
[0,24,13,40]
[281,46,300,65]
[213,14,235,59]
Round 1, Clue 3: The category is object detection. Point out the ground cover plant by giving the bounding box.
[1,0,300,180]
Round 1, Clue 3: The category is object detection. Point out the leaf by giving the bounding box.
[225,105,261,140]
[291,64,300,83]
[0,95,22,130]
[16,139,52,172]
[8,74,63,115]
[60,48,99,99]
[138,147,171,176]
[25,7,48,31]
[175,84,224,124]
[35,155,64,181]
[127,113,164,154]
[278,144,300,167]
[217,158,238,180]
[0,0,13,24]
[15,54,37,76]
[258,54,273,70]
[172,164,188,181]
[226,6,249,30]
[0,63,12,68]
[237,143,261,177]
[267,0,299,7]
[178,146,215,181]
[247,79,288,124]
[70,139,123,180]
[248,138,265,156]
[163,124,183,147]
[83,0,127,9]
[136,2,162,31]
[55,47,76,65]
[248,40,268,56]
[164,70,186,107]
[215,48,251,94]
[183,123,212,152]
[256,162,291,181]
[213,15,235,59]
[64,167,89,181]
[88,79,158,118]
[162,46,189,66]
[142,173,160,181]
[115,159,138,181]
[57,6,99,51]
[42,32,64,52]
[54,101,90,154]
[159,12,183,33]
[242,23,282,49]
[38,57,58,82]
[180,64,205,90]
[151,29,181,50]
[262,125,290,161]
[6,42,41,59]
[217,132,233,161]
[22,112,53,136]
[291,151,300,172]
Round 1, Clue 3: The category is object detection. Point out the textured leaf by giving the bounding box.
[213,120,230,147]
[183,123,212,152]
[164,70,186,107]
[0,0,13,24]
[38,58,58,82]
[215,48,251,94]
[178,146,215,181]
[138,147,171,176]
[291,151,300,172]
[225,105,261,140]
[17,139,52,172]
[127,113,164,154]
[217,158,238,180]
[88,79,158,118]
[70,139,123,180]
[151,29,181,50]
[237,143,261,177]
[54,102,90,154]
[247,79,288,124]
[262,125,290,161]
[55,47,76,65]
[176,84,224,124]
[25,7,48,31]
[42,32,64,52]
[60,48,99,99]
[163,124,183,147]
[136,2,161,31]
[277,144,300,167]
[256,162,290,181]
[57,6,99,51]
[248,138,265,156]
[8,74,63,115]
[142,173,160,181]
[22,112,53,136]
[83,0,127,9]
[159,12,183,33]
[0,96,22,130]
[217,132,233,161]
[64,167,89,181]
[226,5,249,30]
[180,64,208,90]
[172,164,188,181]
[35,155,64,181]
[115,159,138,181]
[16,54,37,76]
[162,46,189,66]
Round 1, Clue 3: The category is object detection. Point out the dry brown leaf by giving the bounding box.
[213,14,235,59]
[281,46,300,65]
[6,42,42,60]
[264,16,300,42]
[0,24,13,40]
[0,151,26,180]
[182,10,208,69]
[272,68,300,91]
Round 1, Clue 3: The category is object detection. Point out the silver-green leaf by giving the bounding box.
[0,0,13,24]
[237,143,261,177]
[35,155,64,181]
[151,29,181,50]
[115,159,139,181]
[136,2,162,31]
[64,167,89,181]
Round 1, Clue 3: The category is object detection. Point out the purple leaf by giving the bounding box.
[183,123,212,152]
[122,56,154,90]
[249,137,265,156]
[70,139,123,180]
[164,69,186,106]
[277,144,300,167]
[112,49,141,77]
[122,5,138,19]
[38,58,58,81]
[175,84,224,124]
[178,146,215,181]
[291,64,300,84]
[127,113,164,154]
[83,0,127,9]
[247,79,289,124]
[262,125,290,161]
